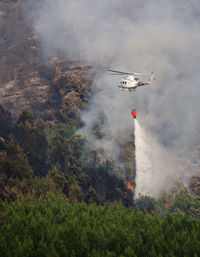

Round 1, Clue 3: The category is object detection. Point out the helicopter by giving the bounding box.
[107,69,156,92]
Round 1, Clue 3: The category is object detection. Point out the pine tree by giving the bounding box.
[0,134,33,179]
[0,105,12,138]
[15,109,48,176]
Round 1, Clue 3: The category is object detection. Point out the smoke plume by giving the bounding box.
[29,0,200,197]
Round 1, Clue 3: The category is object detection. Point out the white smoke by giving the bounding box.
[27,0,200,196]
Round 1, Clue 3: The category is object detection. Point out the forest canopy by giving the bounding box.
[1,193,200,257]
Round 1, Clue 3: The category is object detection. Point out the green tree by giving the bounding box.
[0,105,12,138]
[15,109,48,176]
[0,134,33,179]
[15,108,34,127]
[85,185,101,205]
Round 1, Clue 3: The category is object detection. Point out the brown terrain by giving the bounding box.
[0,0,199,201]
[0,0,135,205]
[0,0,93,122]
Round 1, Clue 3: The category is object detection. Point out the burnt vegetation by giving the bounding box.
[1,1,200,256]
[0,106,133,205]
[0,0,133,207]
[0,0,93,122]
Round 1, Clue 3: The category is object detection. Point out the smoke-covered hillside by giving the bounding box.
[1,0,200,200]
[1,1,200,256]
[26,0,200,196]
[0,0,93,122]
[0,0,135,206]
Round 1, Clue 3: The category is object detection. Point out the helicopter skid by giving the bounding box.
[119,87,136,92]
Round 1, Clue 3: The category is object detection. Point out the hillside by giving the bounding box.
[0,0,200,201]
[0,0,135,206]
[0,0,93,122]
[1,1,200,256]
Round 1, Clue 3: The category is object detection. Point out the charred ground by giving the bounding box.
[0,0,200,208]
[0,0,134,205]
[1,2,200,256]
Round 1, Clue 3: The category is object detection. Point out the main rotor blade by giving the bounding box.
[106,73,125,75]
[108,69,152,75]
[134,72,151,75]
[107,69,130,75]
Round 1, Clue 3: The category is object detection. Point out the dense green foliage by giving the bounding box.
[1,194,200,257]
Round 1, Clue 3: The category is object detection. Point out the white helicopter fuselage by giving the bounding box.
[118,73,154,91]
[118,75,139,90]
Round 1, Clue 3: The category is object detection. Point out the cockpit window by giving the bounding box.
[134,78,139,81]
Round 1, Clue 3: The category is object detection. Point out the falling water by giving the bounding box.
[134,119,177,198]
[134,119,153,198]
